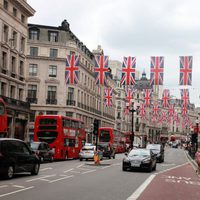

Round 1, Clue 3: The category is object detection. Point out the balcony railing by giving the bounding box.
[46,99,57,105]
[66,100,75,106]
[26,97,38,104]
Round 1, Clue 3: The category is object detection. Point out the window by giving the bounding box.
[28,85,37,99]
[47,86,56,100]
[20,37,25,52]
[19,61,24,76]
[30,47,38,56]
[18,88,23,100]
[21,14,25,23]
[13,7,17,17]
[10,85,15,98]
[29,29,39,40]
[50,49,58,58]
[12,31,17,47]
[49,65,57,77]
[1,82,6,96]
[67,87,74,101]
[48,31,58,42]
[2,52,7,68]
[46,111,57,115]
[3,25,8,42]
[29,64,38,76]
[3,0,8,10]
[11,56,16,73]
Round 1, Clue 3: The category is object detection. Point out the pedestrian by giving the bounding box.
[195,148,200,175]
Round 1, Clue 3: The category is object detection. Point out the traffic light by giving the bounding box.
[93,119,99,135]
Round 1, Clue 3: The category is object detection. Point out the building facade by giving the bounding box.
[0,0,35,139]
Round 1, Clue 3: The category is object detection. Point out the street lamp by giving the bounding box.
[126,102,137,149]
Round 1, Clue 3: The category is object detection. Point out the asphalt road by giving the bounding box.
[0,147,188,200]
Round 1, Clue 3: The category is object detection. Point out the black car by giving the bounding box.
[30,142,54,162]
[122,148,157,172]
[0,138,40,179]
[146,144,164,162]
[98,142,115,159]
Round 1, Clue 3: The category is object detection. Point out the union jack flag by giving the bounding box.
[143,89,152,107]
[153,102,159,116]
[173,112,179,122]
[181,106,188,116]
[139,103,146,120]
[125,86,135,107]
[180,89,190,108]
[94,55,109,85]
[104,87,113,107]
[150,56,164,86]
[65,54,79,84]
[124,108,129,116]
[168,104,174,117]
[161,111,168,122]
[162,89,170,108]
[179,56,193,85]
[121,56,136,86]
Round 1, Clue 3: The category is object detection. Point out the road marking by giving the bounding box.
[0,186,34,198]
[160,163,176,167]
[101,166,111,169]
[26,174,56,182]
[71,171,81,173]
[64,168,74,173]
[13,185,25,189]
[81,169,96,174]
[112,163,121,166]
[0,185,8,189]
[40,167,53,171]
[49,175,74,183]
[76,164,84,168]
[127,174,156,200]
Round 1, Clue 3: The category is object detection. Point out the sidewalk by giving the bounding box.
[128,151,200,200]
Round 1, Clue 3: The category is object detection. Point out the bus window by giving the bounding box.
[39,118,57,125]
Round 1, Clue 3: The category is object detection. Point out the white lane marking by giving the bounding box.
[71,171,81,173]
[81,169,96,174]
[64,168,74,173]
[76,164,84,168]
[49,175,74,183]
[127,174,156,200]
[40,167,53,171]
[0,186,34,198]
[160,163,176,167]
[101,166,111,169]
[0,185,8,189]
[112,163,121,166]
[13,185,25,189]
[26,174,56,182]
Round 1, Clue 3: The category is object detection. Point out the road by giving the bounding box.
[0,147,190,200]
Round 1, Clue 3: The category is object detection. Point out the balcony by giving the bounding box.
[26,97,38,104]
[66,100,75,106]
[46,99,57,105]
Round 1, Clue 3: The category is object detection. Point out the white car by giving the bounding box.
[79,145,103,161]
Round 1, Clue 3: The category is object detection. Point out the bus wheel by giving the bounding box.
[65,152,68,160]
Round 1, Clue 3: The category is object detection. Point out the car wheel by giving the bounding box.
[5,165,14,179]
[153,164,157,171]
[122,165,127,171]
[31,163,40,175]
[148,165,152,172]
[80,158,82,161]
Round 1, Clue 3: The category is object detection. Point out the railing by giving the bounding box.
[66,100,75,106]
[26,97,38,104]
[46,99,57,105]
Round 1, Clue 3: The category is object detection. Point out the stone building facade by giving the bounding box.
[26,21,116,142]
[0,0,35,139]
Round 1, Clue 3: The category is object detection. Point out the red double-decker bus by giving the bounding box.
[34,115,86,160]
[0,98,7,137]
[98,127,126,153]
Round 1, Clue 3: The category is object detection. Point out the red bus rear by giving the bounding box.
[98,127,126,153]
[34,115,86,160]
[0,98,7,137]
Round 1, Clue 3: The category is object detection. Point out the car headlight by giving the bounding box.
[123,158,130,162]
[142,158,151,163]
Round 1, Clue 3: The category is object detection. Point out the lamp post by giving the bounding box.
[126,102,137,149]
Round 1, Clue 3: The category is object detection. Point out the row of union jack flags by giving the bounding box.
[65,55,193,86]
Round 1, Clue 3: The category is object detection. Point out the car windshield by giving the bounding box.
[146,144,161,150]
[129,149,150,157]
[30,143,40,150]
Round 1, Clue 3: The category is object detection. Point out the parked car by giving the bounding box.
[0,138,40,179]
[79,145,103,161]
[172,141,179,148]
[30,142,54,162]
[122,148,157,172]
[146,143,164,162]
[98,142,115,159]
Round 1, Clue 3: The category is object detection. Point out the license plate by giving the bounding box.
[131,163,140,167]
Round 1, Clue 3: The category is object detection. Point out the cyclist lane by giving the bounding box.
[136,163,200,200]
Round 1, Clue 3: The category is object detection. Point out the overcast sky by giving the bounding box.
[27,0,200,106]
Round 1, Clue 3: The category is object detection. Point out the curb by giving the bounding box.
[185,150,198,171]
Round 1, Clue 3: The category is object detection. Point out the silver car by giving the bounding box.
[79,145,103,161]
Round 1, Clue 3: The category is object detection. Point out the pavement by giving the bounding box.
[128,150,200,200]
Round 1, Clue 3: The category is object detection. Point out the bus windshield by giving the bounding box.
[36,131,58,144]
[39,118,57,125]
[99,130,110,142]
